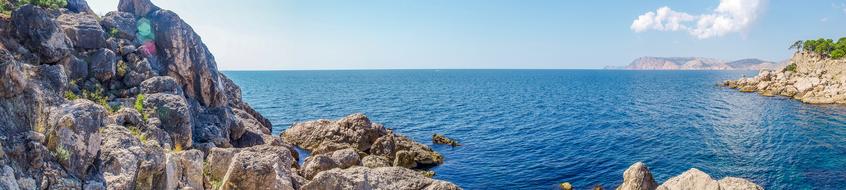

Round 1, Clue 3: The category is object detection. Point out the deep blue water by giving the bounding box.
[225,70,846,190]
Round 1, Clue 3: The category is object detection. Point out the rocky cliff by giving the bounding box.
[0,0,459,189]
[723,51,846,104]
[607,57,785,70]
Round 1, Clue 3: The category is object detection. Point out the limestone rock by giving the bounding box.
[12,5,73,63]
[300,148,361,179]
[301,167,461,190]
[118,0,160,17]
[362,155,392,168]
[656,168,761,190]
[164,149,204,190]
[57,13,107,49]
[98,125,166,190]
[67,0,94,14]
[151,9,227,107]
[616,162,657,190]
[220,145,298,190]
[0,59,26,98]
[283,113,387,152]
[140,76,182,95]
[432,133,460,147]
[143,93,191,150]
[48,99,107,179]
[100,11,137,40]
[717,177,763,190]
[59,56,87,80]
[86,48,116,82]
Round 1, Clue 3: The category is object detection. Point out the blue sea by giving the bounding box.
[225,70,846,190]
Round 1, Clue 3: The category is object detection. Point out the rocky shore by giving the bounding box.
[611,162,762,190]
[0,0,459,189]
[723,51,846,104]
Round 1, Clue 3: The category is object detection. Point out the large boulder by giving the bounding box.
[656,168,762,190]
[150,9,227,107]
[59,55,87,80]
[98,125,166,190]
[219,145,299,190]
[100,11,137,40]
[47,99,107,179]
[164,150,204,190]
[300,148,361,179]
[283,113,388,152]
[616,162,658,190]
[67,0,94,14]
[142,93,192,150]
[301,167,461,190]
[140,76,182,95]
[12,5,73,63]
[57,13,107,49]
[118,0,160,17]
[371,133,444,168]
[86,48,116,82]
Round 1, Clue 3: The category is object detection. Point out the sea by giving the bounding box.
[224,70,846,190]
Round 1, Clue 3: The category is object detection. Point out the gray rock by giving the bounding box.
[100,11,137,40]
[48,99,107,179]
[110,107,144,127]
[143,93,192,150]
[59,55,88,80]
[301,167,461,190]
[118,0,160,17]
[164,149,204,190]
[151,10,227,107]
[12,5,73,63]
[220,145,298,190]
[300,148,361,179]
[86,48,116,82]
[656,168,761,190]
[616,162,657,190]
[0,165,19,190]
[140,76,182,95]
[67,0,94,14]
[373,133,444,168]
[98,125,166,190]
[57,13,107,49]
[362,155,392,168]
[0,59,26,98]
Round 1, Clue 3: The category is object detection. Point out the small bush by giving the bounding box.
[135,94,147,122]
[128,126,147,143]
[64,91,78,100]
[54,144,70,161]
[109,28,119,38]
[17,0,67,9]
[82,85,113,113]
[116,60,127,77]
[783,63,797,72]
[173,143,182,153]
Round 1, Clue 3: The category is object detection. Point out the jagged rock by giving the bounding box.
[118,0,160,17]
[432,133,460,147]
[221,74,272,129]
[374,133,444,168]
[164,149,204,190]
[59,55,87,80]
[140,76,182,95]
[300,148,361,179]
[67,0,94,14]
[12,5,73,64]
[362,155,392,168]
[86,48,116,82]
[150,9,227,107]
[110,107,143,127]
[283,113,387,152]
[57,13,107,49]
[301,167,461,190]
[725,52,846,104]
[219,145,298,190]
[205,147,240,183]
[142,93,191,150]
[47,99,106,179]
[616,162,658,190]
[100,11,137,40]
[0,165,19,190]
[0,60,26,98]
[98,125,166,190]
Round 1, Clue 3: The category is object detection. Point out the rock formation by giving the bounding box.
[724,51,846,104]
[607,57,785,70]
[0,0,460,189]
[614,162,762,190]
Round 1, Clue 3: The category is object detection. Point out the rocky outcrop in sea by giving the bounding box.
[0,0,459,189]
[613,162,762,190]
[723,51,846,104]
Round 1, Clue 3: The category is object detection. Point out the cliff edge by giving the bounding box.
[0,0,459,189]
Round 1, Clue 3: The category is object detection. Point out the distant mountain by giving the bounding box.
[605,57,787,70]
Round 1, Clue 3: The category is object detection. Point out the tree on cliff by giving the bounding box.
[789,40,804,52]
[800,38,845,59]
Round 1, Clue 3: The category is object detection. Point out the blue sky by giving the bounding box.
[88,0,846,70]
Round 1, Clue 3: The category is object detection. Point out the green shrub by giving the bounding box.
[783,63,797,72]
[135,94,148,122]
[64,91,78,100]
[17,0,67,9]
[54,144,70,161]
[128,126,147,143]
[116,60,127,77]
[109,28,119,38]
[833,49,846,59]
[82,85,113,113]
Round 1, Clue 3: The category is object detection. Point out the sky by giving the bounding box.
[87,0,846,70]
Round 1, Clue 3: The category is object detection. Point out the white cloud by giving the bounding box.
[631,0,765,39]
[631,7,695,32]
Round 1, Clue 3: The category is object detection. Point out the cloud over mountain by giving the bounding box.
[631,0,766,39]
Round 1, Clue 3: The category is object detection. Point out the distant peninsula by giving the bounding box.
[605,57,786,70]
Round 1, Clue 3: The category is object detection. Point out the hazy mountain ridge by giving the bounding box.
[606,57,787,70]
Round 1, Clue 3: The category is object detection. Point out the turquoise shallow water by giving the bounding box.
[225,70,846,190]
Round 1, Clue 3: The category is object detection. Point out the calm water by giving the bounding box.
[225,70,846,190]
